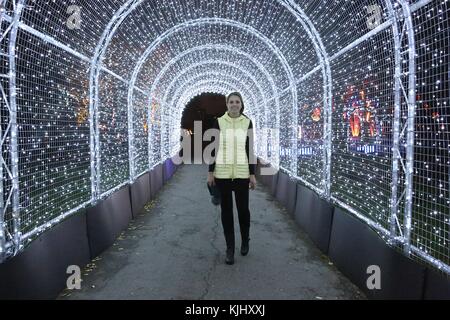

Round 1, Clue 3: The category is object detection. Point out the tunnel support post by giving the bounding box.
[386,0,403,242]
[148,97,153,171]
[0,0,9,262]
[322,67,332,200]
[160,104,168,165]
[128,90,135,182]
[148,97,162,169]
[89,63,100,203]
[384,0,417,254]
[7,0,26,256]
[0,0,27,259]
[400,2,416,256]
[0,105,4,262]
[319,43,332,202]
[0,0,6,263]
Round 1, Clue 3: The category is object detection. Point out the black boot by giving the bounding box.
[225,248,234,265]
[241,238,250,256]
[224,232,235,265]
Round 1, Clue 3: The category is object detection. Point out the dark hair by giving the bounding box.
[226,92,245,114]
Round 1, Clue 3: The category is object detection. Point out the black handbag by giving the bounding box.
[207,183,221,206]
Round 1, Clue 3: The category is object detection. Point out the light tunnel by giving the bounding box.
[1,0,450,298]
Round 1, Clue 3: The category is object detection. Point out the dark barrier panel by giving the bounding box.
[172,158,178,175]
[270,171,279,197]
[328,207,426,299]
[162,159,168,183]
[294,184,333,254]
[260,168,269,187]
[275,171,289,208]
[86,186,132,259]
[150,167,157,199]
[148,171,152,200]
[156,162,164,184]
[423,268,450,300]
[157,162,164,186]
[169,158,176,177]
[256,159,267,185]
[0,211,90,299]
[130,172,151,219]
[163,158,175,183]
[255,161,261,180]
[286,179,297,217]
[170,160,175,179]
[150,164,163,198]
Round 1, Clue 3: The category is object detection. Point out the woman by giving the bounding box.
[207,92,257,265]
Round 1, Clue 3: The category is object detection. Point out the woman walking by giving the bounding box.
[207,92,257,265]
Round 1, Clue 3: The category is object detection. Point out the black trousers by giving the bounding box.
[215,178,250,251]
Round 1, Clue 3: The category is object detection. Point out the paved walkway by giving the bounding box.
[59,164,365,300]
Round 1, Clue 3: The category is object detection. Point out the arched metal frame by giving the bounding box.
[158,65,267,160]
[161,77,259,162]
[278,0,332,198]
[140,64,265,177]
[2,0,449,275]
[123,17,297,178]
[161,66,265,112]
[157,60,269,117]
[167,84,247,161]
[86,0,324,195]
[0,0,7,263]
[141,57,272,178]
[165,75,260,127]
[144,45,277,102]
[165,75,259,135]
[142,44,280,171]
[0,0,26,260]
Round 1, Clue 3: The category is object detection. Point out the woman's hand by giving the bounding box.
[207,172,215,187]
[249,175,257,190]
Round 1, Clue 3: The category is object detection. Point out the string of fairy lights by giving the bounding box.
[0,0,449,275]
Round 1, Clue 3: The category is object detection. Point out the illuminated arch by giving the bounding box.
[159,74,260,160]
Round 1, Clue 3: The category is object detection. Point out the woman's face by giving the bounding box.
[227,95,242,115]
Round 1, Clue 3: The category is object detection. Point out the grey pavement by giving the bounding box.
[59,164,365,300]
